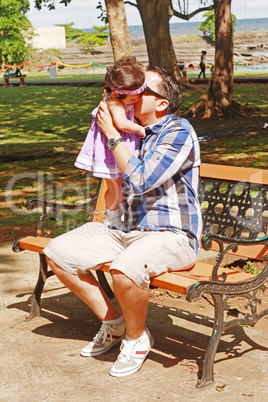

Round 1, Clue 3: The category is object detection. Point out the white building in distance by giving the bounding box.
[28,27,66,49]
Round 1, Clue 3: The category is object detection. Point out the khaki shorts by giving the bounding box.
[44,222,197,290]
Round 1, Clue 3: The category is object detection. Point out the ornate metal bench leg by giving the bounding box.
[197,294,224,388]
[26,254,54,321]
[96,271,114,299]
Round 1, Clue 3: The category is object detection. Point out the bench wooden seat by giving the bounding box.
[17,234,255,295]
[4,75,26,87]
[12,163,268,388]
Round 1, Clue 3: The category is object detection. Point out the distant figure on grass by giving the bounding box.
[210,64,215,76]
[198,51,207,79]
[4,67,22,78]
[75,57,146,228]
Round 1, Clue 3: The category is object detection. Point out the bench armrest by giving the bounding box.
[201,232,268,282]
[26,180,102,235]
[187,260,268,302]
[202,232,268,249]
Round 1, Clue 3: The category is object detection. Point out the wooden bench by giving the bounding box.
[12,163,268,388]
[4,75,26,87]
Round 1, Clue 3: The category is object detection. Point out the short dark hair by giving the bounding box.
[146,65,182,114]
[105,57,146,99]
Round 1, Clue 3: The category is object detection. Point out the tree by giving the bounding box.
[34,0,71,11]
[56,23,110,53]
[198,9,236,41]
[105,0,133,61]
[136,0,181,80]
[0,0,32,66]
[129,1,214,82]
[184,0,240,118]
[34,0,133,62]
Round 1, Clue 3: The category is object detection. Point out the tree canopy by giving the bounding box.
[56,23,110,52]
[0,0,32,66]
[34,0,71,11]
[198,10,236,41]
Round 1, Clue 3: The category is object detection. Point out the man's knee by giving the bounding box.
[111,269,137,290]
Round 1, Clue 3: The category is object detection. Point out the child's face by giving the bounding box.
[121,94,141,106]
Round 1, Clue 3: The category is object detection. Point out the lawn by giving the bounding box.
[11,70,268,82]
[0,81,267,242]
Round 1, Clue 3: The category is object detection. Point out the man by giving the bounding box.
[44,65,202,378]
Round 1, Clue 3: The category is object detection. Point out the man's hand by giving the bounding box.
[97,101,121,140]
[97,101,132,174]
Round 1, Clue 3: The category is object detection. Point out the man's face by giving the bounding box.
[134,71,164,125]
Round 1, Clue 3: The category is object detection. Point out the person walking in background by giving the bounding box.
[198,50,207,79]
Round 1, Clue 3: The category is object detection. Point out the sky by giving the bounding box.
[27,0,268,30]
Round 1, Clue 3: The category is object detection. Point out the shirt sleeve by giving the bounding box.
[122,121,199,195]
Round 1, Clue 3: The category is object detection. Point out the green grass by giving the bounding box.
[15,71,106,82]
[0,85,103,155]
[3,69,267,83]
[0,82,267,241]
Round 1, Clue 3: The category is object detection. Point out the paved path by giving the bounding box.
[1,240,268,400]
[1,76,268,87]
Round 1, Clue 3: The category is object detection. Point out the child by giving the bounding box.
[75,57,146,228]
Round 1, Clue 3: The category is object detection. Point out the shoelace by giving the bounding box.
[119,338,140,361]
[93,324,112,344]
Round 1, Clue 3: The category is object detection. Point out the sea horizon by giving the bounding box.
[83,17,268,40]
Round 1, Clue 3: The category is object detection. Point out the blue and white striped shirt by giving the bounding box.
[122,114,202,255]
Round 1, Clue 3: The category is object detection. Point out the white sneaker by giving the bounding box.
[80,322,126,357]
[110,327,154,377]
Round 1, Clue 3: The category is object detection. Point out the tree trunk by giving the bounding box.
[105,0,133,61]
[210,0,233,106]
[136,0,181,81]
[184,0,243,119]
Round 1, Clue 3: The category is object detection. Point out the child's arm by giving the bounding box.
[106,97,145,138]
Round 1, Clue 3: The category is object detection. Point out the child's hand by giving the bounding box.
[138,126,146,138]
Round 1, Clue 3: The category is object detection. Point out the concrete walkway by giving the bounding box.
[1,75,268,87]
[1,240,268,401]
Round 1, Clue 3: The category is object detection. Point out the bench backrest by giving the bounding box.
[200,164,268,240]
[91,164,268,261]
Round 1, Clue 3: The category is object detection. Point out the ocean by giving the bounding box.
[84,18,268,40]
[129,18,268,40]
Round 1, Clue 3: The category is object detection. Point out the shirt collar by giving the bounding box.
[144,115,172,136]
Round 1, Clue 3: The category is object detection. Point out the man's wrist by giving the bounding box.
[107,137,124,150]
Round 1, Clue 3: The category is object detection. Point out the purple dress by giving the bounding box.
[75,97,140,179]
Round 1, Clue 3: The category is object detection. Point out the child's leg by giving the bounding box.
[104,178,124,228]
[105,178,122,211]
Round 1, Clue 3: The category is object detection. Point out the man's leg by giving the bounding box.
[47,258,126,358]
[109,269,153,377]
[47,258,121,321]
[111,269,149,338]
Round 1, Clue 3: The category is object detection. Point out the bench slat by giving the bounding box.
[19,236,50,253]
[200,163,268,185]
[18,236,254,296]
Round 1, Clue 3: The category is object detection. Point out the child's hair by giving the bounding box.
[105,57,146,99]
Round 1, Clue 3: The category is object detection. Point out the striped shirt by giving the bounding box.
[121,114,202,255]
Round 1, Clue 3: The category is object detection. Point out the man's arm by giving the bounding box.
[97,100,133,174]
[98,101,199,195]
[123,127,198,195]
